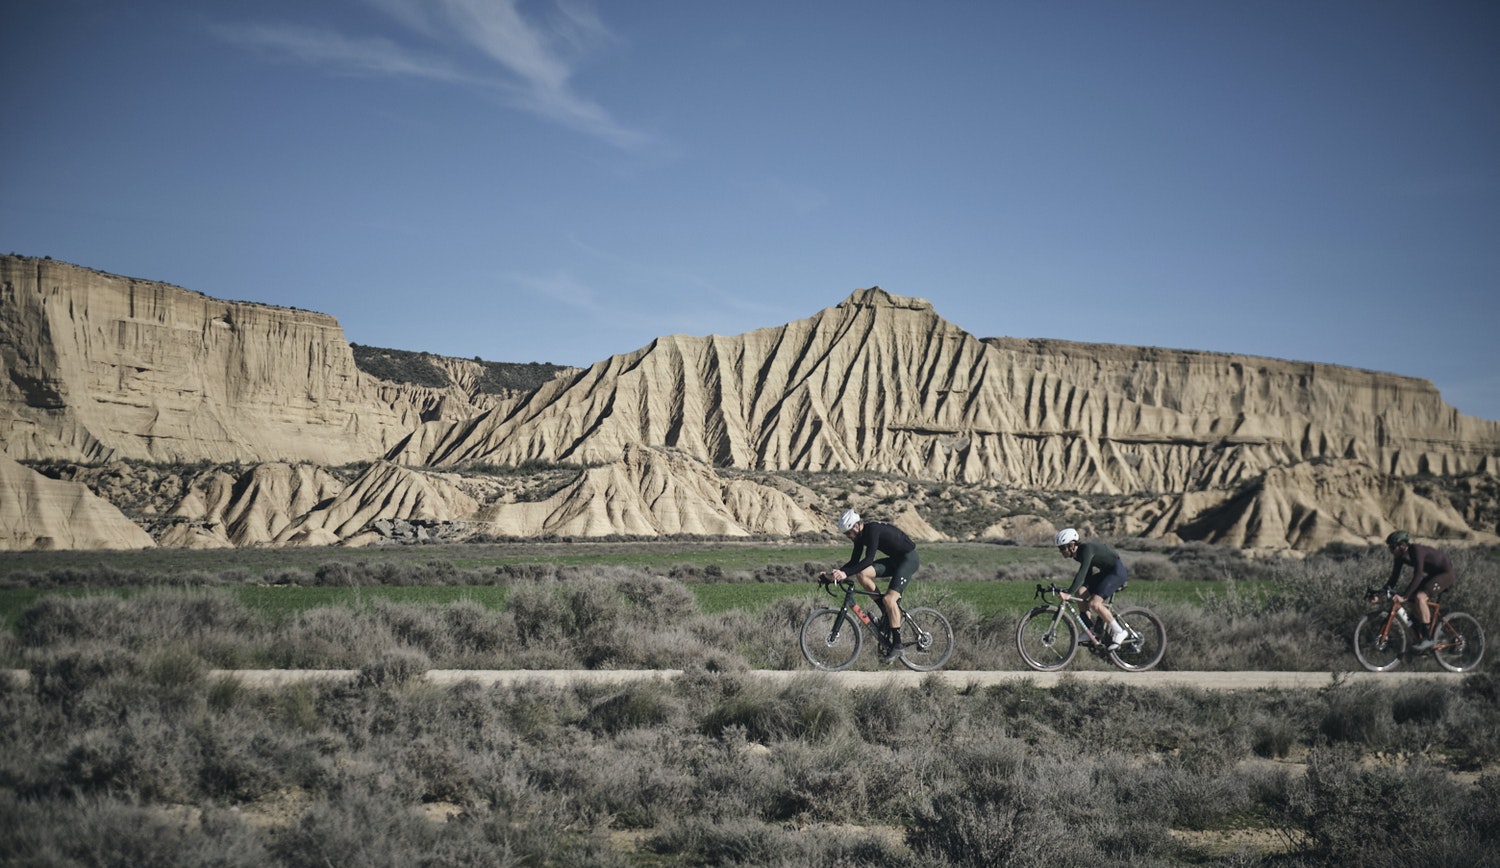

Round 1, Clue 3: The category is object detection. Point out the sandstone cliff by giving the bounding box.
[6,257,1499,552]
[390,288,1500,492]
[0,255,495,465]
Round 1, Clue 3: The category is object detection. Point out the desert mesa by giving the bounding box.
[2,253,1497,552]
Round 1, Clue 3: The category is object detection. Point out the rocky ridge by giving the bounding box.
[2,255,1497,551]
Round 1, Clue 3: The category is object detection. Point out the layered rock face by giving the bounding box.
[0,255,490,465]
[391,288,1500,494]
[5,257,1498,552]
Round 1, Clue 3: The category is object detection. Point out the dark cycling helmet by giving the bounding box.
[1385,530,1410,547]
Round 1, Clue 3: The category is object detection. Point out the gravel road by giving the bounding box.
[228,669,1465,689]
[3,669,1466,690]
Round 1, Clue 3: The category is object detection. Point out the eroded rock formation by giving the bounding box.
[390,287,1500,492]
[4,255,1497,551]
[0,452,153,550]
[0,255,495,465]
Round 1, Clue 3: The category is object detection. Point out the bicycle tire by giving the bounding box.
[799,608,862,671]
[1016,606,1078,671]
[1352,612,1406,672]
[1433,612,1485,673]
[897,607,954,672]
[1109,606,1166,672]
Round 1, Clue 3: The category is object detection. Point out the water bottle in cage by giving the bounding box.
[1397,607,1412,627]
[852,604,872,625]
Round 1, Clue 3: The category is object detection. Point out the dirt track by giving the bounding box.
[3,668,1468,689]
[219,669,1470,689]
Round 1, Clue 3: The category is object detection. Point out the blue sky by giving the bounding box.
[4,1,1498,419]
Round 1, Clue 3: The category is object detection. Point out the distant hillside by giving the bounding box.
[350,344,568,395]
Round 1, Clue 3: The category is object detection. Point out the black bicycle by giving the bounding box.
[799,577,955,672]
[1016,582,1166,672]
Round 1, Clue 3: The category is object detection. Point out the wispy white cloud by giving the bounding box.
[508,269,605,317]
[211,22,473,84]
[213,0,646,149]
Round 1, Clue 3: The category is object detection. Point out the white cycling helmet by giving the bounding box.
[1054,528,1079,547]
[837,509,861,533]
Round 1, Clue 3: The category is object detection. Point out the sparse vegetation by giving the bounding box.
[2,543,1497,865]
[349,343,569,394]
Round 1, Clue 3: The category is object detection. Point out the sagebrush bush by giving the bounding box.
[3,670,1499,866]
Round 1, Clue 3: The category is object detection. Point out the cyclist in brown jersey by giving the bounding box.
[1378,530,1456,650]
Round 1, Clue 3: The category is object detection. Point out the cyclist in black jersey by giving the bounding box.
[824,509,919,663]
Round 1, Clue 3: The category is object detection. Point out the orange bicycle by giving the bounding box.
[1353,586,1485,672]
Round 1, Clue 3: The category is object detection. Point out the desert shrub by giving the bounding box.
[0,791,271,868]
[1317,681,1395,746]
[1283,746,1458,864]
[26,640,140,713]
[269,607,400,668]
[357,648,430,688]
[906,747,1081,867]
[1123,551,1180,582]
[585,680,684,736]
[18,594,136,647]
[270,786,451,868]
[1163,601,1337,671]
[645,814,915,867]
[1249,708,1301,758]
[18,590,258,669]
[701,676,852,743]
[992,559,1073,584]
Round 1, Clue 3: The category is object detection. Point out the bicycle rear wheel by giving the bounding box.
[896,607,954,672]
[1109,607,1166,672]
[1352,613,1405,672]
[1433,612,1485,673]
[799,608,862,671]
[1016,606,1077,671]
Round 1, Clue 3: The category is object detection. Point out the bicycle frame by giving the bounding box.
[1016,582,1167,672]
[821,579,900,644]
[799,578,956,672]
[1037,584,1116,649]
[1367,587,1444,648]
[1354,586,1485,673]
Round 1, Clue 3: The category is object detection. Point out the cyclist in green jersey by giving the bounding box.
[1055,528,1130,650]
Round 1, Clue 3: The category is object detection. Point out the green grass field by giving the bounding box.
[0,578,1269,634]
[0,539,1284,634]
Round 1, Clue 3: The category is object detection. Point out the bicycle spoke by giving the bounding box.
[1017,607,1077,671]
[1109,607,1166,672]
[798,609,862,671]
[1352,612,1406,672]
[1433,613,1485,673]
[898,607,954,671]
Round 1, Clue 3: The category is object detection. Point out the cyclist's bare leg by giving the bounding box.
[883,589,902,630]
[854,566,901,630]
[1082,591,1115,632]
[1415,590,1433,631]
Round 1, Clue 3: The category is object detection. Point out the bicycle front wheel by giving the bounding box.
[1109,607,1166,672]
[1016,606,1077,671]
[1352,613,1406,672]
[897,607,954,672]
[1433,612,1485,673]
[799,608,862,671]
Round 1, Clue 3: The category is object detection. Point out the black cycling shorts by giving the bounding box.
[1084,558,1128,600]
[873,550,920,594]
